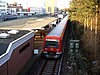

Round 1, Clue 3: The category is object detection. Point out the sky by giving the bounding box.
[4,0,71,9]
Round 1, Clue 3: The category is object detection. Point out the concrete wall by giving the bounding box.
[0,37,34,75]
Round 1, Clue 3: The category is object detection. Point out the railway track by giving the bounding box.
[28,56,62,75]
[37,59,58,75]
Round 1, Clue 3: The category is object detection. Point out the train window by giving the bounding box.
[45,41,59,48]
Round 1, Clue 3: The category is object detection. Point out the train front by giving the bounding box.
[43,37,62,58]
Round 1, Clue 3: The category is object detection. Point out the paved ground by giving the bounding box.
[0,17,57,30]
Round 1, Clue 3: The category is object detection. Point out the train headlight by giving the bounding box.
[45,48,48,50]
[57,49,59,51]
[50,48,53,50]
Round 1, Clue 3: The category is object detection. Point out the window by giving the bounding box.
[19,43,30,54]
[48,7,51,13]
[0,5,5,7]
[45,41,59,48]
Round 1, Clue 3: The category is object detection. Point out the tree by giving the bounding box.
[69,0,99,31]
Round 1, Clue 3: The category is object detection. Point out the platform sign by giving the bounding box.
[34,49,39,54]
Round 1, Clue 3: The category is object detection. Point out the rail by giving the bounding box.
[37,59,58,75]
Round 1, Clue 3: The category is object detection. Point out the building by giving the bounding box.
[45,0,58,14]
[0,30,34,75]
[28,7,46,14]
[0,0,8,15]
[7,2,23,15]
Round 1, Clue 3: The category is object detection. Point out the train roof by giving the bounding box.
[47,16,68,37]
[0,30,34,66]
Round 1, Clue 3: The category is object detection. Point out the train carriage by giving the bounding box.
[43,16,68,58]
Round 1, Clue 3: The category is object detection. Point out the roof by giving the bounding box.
[0,30,29,56]
[47,16,68,37]
[0,30,34,66]
[0,17,57,30]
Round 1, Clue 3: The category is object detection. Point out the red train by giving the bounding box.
[43,16,68,58]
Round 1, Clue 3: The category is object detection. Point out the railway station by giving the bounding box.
[0,16,61,75]
[0,0,100,75]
